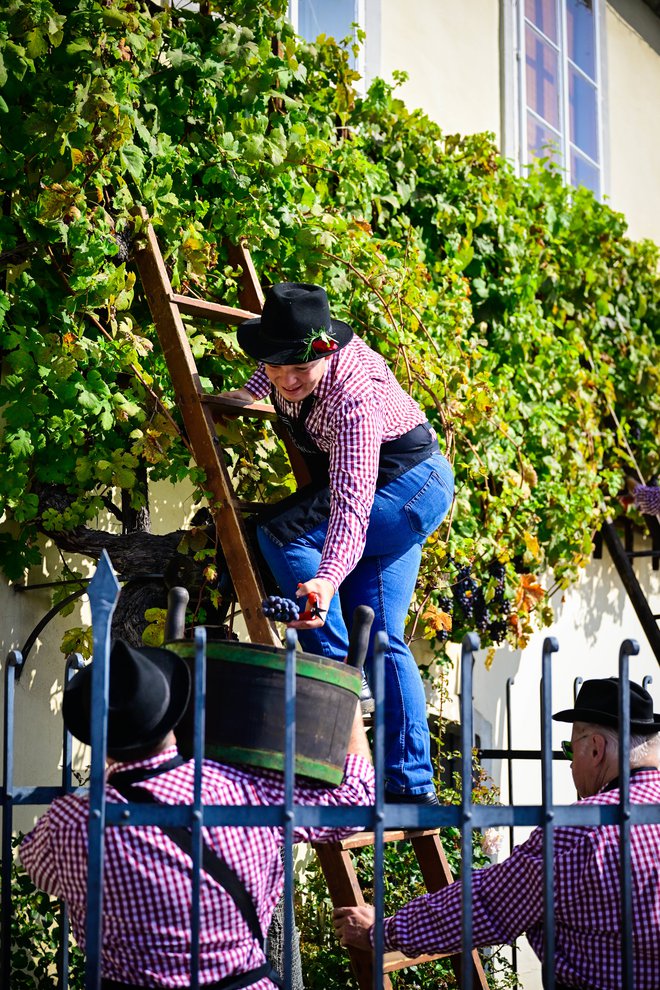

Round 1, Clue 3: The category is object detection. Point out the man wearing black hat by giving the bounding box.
[333,677,660,989]
[220,282,454,805]
[20,640,375,990]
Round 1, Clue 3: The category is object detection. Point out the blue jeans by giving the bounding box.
[257,452,454,795]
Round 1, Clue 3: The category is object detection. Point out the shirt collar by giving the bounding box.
[107,744,180,779]
[599,765,659,794]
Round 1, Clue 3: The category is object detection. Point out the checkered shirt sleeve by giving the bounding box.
[245,337,426,588]
[377,768,660,990]
[20,747,374,989]
[633,484,660,515]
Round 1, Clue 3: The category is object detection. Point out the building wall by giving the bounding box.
[377,0,502,142]
[605,0,660,240]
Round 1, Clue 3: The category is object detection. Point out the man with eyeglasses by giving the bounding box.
[333,677,660,990]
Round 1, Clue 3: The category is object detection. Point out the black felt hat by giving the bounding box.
[62,639,191,755]
[552,677,660,734]
[237,282,353,365]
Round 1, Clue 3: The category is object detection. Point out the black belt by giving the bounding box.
[101,961,275,989]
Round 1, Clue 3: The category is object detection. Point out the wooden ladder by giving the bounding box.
[599,513,660,665]
[314,829,488,990]
[132,209,300,648]
[132,214,488,989]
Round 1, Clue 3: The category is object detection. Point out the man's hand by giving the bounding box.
[215,387,258,405]
[288,577,335,630]
[332,905,375,950]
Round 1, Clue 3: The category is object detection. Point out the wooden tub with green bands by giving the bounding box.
[168,640,361,786]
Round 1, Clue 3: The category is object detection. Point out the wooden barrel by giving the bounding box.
[167,640,361,785]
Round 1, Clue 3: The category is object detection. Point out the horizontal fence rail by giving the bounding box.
[2,549,660,989]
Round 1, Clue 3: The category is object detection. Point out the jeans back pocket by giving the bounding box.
[404,462,454,538]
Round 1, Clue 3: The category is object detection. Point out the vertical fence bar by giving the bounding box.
[618,638,638,990]
[190,626,207,990]
[372,630,387,990]
[283,627,297,989]
[573,677,583,703]
[540,636,558,990]
[460,632,479,990]
[1,649,23,989]
[85,551,120,990]
[58,653,85,989]
[504,677,517,976]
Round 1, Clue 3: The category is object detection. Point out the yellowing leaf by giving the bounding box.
[523,531,540,558]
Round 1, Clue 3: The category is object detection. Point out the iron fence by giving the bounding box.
[2,550,660,989]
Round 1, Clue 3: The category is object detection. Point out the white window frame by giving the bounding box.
[502,0,608,198]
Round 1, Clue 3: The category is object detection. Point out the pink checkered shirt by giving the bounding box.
[378,767,660,989]
[20,745,374,989]
[245,336,426,589]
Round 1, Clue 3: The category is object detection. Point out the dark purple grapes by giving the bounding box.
[261,595,300,622]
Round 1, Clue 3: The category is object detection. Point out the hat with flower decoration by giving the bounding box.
[237,282,353,366]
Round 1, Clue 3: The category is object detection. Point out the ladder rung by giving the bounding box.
[337,828,440,851]
[202,394,277,420]
[383,950,450,972]
[171,292,259,325]
[236,501,267,514]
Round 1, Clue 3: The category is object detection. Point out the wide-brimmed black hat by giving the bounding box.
[62,639,191,755]
[552,677,660,734]
[237,282,353,365]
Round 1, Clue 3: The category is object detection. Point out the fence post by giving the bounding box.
[372,630,388,990]
[1,649,24,989]
[85,551,120,990]
[540,636,559,990]
[460,631,480,990]
[618,638,639,990]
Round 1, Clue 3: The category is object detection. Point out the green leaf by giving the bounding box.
[120,143,145,183]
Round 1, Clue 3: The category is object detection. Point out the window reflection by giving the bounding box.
[567,0,596,79]
[526,25,560,130]
[569,67,598,161]
[527,113,562,166]
[571,147,600,196]
[298,0,358,45]
[525,0,558,43]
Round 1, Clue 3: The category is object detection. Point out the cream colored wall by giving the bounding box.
[378,0,501,140]
[0,477,199,835]
[604,0,660,241]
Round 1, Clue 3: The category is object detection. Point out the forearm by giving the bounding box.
[380,849,540,957]
[346,701,372,763]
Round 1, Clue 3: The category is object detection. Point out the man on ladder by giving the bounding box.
[218,282,454,806]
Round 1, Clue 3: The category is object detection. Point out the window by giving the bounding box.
[288,0,366,76]
[518,0,603,197]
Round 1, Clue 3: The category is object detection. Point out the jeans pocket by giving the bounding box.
[404,466,454,538]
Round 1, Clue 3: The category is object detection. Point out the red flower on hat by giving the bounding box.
[312,337,338,355]
[302,327,339,361]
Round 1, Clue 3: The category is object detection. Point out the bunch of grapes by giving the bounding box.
[431,558,514,646]
[261,595,300,622]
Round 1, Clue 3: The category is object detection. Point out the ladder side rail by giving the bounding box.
[133,220,279,647]
[313,843,392,990]
[602,521,660,665]
[226,239,266,313]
